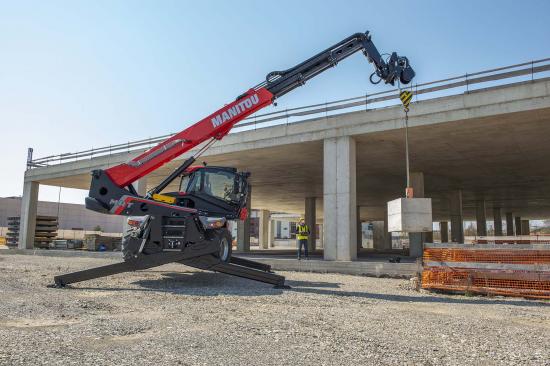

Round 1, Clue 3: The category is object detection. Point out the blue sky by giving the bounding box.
[1,0,549,203]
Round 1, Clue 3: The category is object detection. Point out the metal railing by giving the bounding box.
[27,58,550,169]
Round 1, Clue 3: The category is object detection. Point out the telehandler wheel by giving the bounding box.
[213,229,232,263]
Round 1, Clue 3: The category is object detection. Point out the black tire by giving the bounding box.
[212,228,232,263]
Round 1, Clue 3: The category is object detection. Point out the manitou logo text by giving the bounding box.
[211,94,260,128]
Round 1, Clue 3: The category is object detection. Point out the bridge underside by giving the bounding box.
[21,78,550,259]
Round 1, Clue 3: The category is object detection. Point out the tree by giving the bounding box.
[93,225,102,232]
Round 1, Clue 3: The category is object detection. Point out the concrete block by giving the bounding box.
[387,198,432,233]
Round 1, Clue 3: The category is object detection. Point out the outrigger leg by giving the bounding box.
[53,250,289,289]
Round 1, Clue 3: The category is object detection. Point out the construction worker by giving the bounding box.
[296,218,310,260]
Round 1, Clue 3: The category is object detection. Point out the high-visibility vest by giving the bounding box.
[297,224,309,240]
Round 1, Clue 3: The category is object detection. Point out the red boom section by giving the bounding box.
[105,88,274,188]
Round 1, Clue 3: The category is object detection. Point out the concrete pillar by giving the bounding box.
[440,221,449,243]
[318,224,324,249]
[356,206,362,254]
[258,210,270,249]
[506,212,514,236]
[18,181,39,249]
[323,136,357,261]
[305,197,316,252]
[267,219,275,248]
[515,216,522,236]
[408,172,425,257]
[521,220,530,236]
[425,230,434,243]
[237,185,251,252]
[475,200,487,237]
[373,221,386,250]
[450,190,464,243]
[493,207,503,236]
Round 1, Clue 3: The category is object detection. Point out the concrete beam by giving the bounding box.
[237,185,251,252]
[506,212,514,236]
[440,221,449,243]
[18,181,39,249]
[493,207,503,236]
[323,136,357,261]
[305,197,316,252]
[258,209,269,250]
[475,200,487,237]
[450,190,464,243]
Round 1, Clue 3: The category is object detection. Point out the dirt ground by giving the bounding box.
[0,253,548,366]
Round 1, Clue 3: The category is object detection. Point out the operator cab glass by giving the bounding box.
[179,167,247,205]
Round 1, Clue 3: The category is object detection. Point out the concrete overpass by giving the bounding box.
[18,61,550,260]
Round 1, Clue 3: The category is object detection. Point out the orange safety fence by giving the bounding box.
[422,244,550,299]
[424,248,550,265]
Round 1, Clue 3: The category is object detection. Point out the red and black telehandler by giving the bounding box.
[53,31,415,288]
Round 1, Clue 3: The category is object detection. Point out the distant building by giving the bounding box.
[0,197,124,234]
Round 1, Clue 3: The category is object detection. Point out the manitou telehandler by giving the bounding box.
[53,31,415,288]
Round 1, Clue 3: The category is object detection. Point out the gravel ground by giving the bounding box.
[0,254,548,366]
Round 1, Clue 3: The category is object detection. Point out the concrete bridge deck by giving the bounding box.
[17,73,550,262]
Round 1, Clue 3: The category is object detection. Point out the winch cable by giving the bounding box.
[398,83,413,198]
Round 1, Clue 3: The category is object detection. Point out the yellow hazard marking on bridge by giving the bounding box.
[399,90,413,108]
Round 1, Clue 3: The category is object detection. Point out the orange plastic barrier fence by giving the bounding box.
[424,248,550,265]
[422,244,550,299]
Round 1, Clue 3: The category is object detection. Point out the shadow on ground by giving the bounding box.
[64,270,549,307]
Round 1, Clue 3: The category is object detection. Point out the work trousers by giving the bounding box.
[297,238,308,259]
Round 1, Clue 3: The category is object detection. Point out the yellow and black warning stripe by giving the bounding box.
[399,90,413,108]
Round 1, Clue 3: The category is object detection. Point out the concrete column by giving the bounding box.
[18,181,39,249]
[356,206,362,254]
[450,190,464,243]
[408,172,425,257]
[425,230,434,243]
[323,136,357,261]
[237,185,251,252]
[506,212,514,236]
[318,224,324,249]
[267,219,275,248]
[440,221,449,243]
[475,200,487,237]
[258,209,270,249]
[515,216,522,236]
[493,208,503,236]
[305,197,316,252]
[521,220,530,236]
